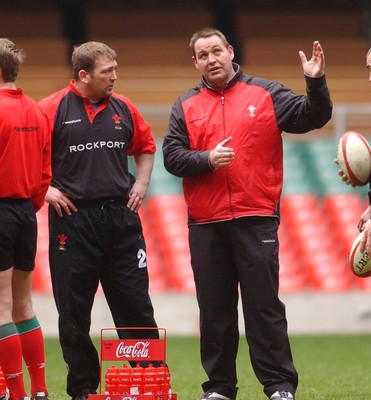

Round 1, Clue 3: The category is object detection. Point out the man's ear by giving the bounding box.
[228,45,235,61]
[192,56,199,70]
[78,69,89,83]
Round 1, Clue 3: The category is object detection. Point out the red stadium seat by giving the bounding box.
[280,193,319,216]
[280,194,356,291]
[279,247,308,292]
[139,206,170,293]
[323,193,366,256]
[145,194,195,292]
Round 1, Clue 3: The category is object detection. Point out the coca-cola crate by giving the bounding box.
[88,395,177,400]
[88,327,177,400]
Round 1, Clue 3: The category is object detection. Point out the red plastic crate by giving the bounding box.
[88,327,177,400]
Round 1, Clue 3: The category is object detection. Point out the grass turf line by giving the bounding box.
[26,335,371,400]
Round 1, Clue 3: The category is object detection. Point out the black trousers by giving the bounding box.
[189,216,298,399]
[48,201,159,398]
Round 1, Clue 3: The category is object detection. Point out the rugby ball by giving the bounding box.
[337,131,371,186]
[349,232,371,277]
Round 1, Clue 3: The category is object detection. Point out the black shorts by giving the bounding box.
[0,198,37,271]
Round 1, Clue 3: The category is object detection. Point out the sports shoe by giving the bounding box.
[0,388,9,400]
[270,391,294,400]
[73,389,96,400]
[74,394,89,400]
[32,392,49,400]
[200,392,231,400]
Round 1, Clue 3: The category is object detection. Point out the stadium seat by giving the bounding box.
[305,250,354,291]
[145,194,195,292]
[139,206,170,293]
[323,193,366,254]
[280,193,319,214]
[282,141,318,195]
[279,193,356,291]
[279,218,310,285]
[278,246,308,292]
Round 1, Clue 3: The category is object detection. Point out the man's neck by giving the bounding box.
[0,81,17,90]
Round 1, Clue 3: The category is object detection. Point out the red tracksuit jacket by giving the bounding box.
[163,65,332,224]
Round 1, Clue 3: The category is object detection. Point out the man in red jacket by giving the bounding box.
[0,39,51,400]
[163,28,332,400]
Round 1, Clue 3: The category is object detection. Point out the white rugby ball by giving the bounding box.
[337,131,371,186]
[349,232,371,277]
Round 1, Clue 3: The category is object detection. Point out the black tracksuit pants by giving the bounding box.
[189,216,298,399]
[48,200,159,399]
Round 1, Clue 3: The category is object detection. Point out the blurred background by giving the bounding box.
[3,0,371,336]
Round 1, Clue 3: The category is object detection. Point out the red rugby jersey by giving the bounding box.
[0,88,51,211]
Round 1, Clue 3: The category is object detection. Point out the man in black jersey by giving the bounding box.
[38,41,160,400]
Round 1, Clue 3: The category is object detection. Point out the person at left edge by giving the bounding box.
[0,38,51,400]
[38,41,161,400]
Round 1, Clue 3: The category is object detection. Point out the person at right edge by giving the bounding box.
[335,48,371,256]
[162,28,332,400]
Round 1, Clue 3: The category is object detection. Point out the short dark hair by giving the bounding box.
[189,28,230,57]
[0,38,24,82]
[71,41,116,80]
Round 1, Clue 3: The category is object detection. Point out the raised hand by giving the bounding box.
[299,41,325,78]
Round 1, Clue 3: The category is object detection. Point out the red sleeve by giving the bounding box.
[112,93,156,156]
[38,85,71,134]
[31,111,52,212]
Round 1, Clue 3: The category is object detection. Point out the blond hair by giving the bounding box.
[71,41,116,80]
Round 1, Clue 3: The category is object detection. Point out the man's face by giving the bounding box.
[85,54,117,101]
[192,35,235,90]
[367,52,371,83]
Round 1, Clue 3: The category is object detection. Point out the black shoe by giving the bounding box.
[200,393,231,400]
[73,389,96,400]
[270,391,294,400]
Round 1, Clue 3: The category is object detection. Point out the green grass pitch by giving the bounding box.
[35,335,371,400]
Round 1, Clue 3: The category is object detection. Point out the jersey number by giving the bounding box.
[137,249,147,268]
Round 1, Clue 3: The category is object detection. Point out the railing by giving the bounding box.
[332,103,371,140]
[137,103,371,140]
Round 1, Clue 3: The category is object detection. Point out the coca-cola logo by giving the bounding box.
[116,341,150,358]
[104,397,138,400]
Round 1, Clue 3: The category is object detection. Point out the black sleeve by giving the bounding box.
[162,100,214,178]
[267,74,333,134]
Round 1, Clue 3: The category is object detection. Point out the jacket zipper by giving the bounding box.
[221,92,235,218]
